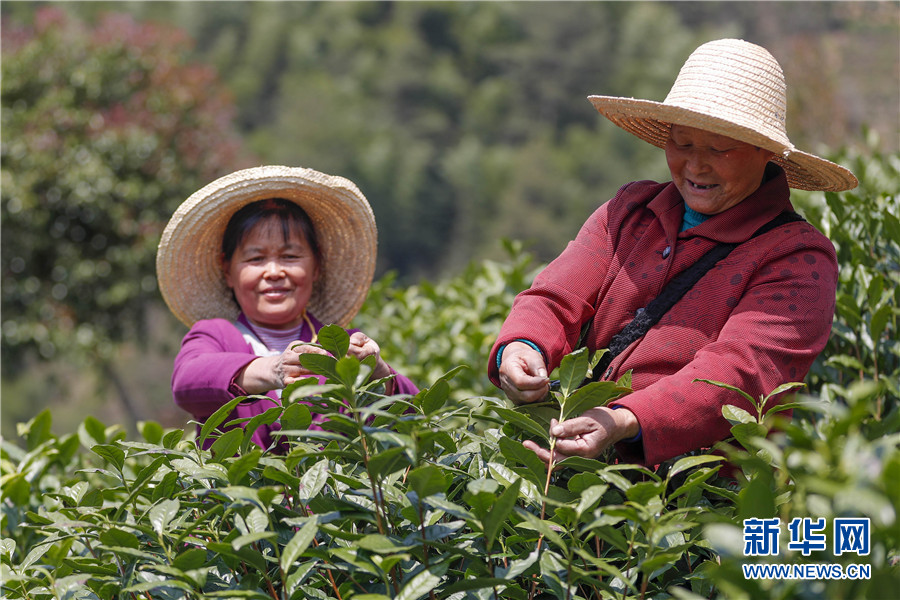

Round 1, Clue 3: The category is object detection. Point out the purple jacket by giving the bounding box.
[172,314,419,451]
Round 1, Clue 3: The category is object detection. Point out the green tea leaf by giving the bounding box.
[149,499,180,536]
[367,446,411,478]
[204,542,268,575]
[299,459,329,501]
[228,449,261,485]
[666,455,724,479]
[281,517,319,571]
[1,473,30,506]
[870,302,893,343]
[419,378,450,415]
[439,578,512,595]
[241,407,282,454]
[91,443,125,471]
[139,421,164,445]
[281,403,312,431]
[299,353,339,380]
[497,435,547,486]
[232,531,277,550]
[560,381,630,422]
[395,563,448,600]
[722,404,756,425]
[335,356,361,388]
[407,464,450,499]
[198,397,244,448]
[209,428,242,462]
[173,547,208,571]
[79,415,107,446]
[575,484,609,517]
[558,347,589,397]
[482,478,521,551]
[493,407,549,442]
[883,210,900,245]
[315,324,350,358]
[695,379,756,405]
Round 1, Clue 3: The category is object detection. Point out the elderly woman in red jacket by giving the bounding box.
[157,166,418,451]
[488,39,857,468]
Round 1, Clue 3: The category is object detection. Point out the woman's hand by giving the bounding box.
[348,331,392,379]
[522,406,640,465]
[498,341,550,404]
[236,343,329,394]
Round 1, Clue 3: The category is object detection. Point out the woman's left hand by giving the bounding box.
[347,331,392,379]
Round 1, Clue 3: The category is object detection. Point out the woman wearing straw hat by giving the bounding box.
[488,39,857,468]
[157,166,418,451]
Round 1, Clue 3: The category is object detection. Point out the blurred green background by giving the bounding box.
[2,1,898,440]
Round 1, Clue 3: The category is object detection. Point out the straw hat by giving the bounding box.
[588,38,857,192]
[156,165,377,328]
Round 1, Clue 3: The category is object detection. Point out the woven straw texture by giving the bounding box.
[589,39,857,192]
[156,166,377,328]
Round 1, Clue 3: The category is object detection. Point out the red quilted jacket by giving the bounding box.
[488,168,838,466]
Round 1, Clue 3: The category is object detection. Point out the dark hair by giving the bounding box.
[222,198,322,266]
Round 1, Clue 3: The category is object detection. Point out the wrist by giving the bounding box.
[373,359,391,380]
[611,406,641,442]
[237,356,281,395]
[497,339,544,369]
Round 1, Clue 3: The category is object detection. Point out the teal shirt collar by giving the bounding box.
[681,204,711,232]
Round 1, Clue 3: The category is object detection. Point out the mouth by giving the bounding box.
[260,288,291,297]
[688,180,717,190]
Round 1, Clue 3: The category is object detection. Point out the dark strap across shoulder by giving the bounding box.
[589,210,805,381]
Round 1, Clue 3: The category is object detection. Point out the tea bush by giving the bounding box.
[2,147,898,599]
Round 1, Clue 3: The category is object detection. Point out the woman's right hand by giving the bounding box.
[235,343,330,395]
[498,341,550,404]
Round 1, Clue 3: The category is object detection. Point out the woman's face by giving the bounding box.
[665,125,775,215]
[223,218,320,330]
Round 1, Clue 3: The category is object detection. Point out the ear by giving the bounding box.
[312,255,322,283]
[221,254,234,288]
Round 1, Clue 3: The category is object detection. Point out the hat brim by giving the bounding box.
[588,95,858,192]
[156,166,377,328]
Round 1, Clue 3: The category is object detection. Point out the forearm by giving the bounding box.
[173,355,257,417]
[234,355,283,396]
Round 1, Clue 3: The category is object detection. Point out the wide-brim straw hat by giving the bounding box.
[588,38,857,192]
[157,165,377,328]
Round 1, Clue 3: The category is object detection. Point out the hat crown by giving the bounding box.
[663,39,791,149]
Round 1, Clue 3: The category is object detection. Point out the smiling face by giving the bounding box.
[223,217,320,330]
[665,125,775,215]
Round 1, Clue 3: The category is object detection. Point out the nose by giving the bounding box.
[685,148,711,173]
[263,260,284,278]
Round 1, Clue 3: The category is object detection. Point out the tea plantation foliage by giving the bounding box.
[2,147,898,599]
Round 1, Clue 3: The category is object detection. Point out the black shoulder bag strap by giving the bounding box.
[587,210,805,383]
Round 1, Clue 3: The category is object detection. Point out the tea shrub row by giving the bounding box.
[2,146,898,598]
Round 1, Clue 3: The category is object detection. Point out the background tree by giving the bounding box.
[95,0,897,278]
[1,8,250,429]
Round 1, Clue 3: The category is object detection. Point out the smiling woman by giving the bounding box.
[488,39,859,472]
[156,166,419,451]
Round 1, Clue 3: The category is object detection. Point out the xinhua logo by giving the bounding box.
[740,517,872,581]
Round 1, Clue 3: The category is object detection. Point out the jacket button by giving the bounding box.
[662,246,671,258]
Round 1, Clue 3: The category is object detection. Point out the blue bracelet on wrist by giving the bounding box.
[496,338,542,369]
